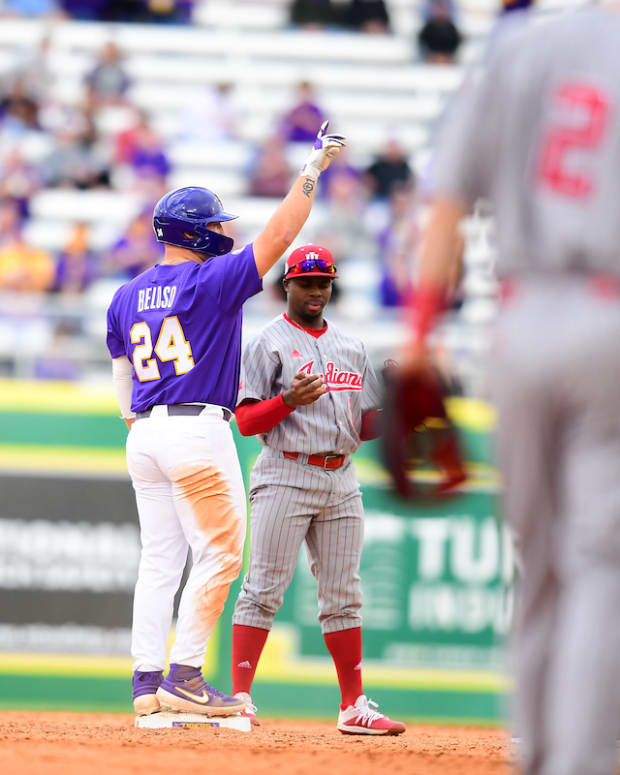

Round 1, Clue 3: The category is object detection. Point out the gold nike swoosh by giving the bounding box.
[176,687,211,704]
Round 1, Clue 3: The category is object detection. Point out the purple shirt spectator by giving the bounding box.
[54,249,98,293]
[53,223,98,294]
[131,147,171,178]
[279,82,326,143]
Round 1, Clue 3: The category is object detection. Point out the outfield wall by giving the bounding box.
[0,380,511,723]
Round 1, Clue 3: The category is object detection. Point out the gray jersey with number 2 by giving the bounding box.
[433,9,620,276]
[433,8,620,775]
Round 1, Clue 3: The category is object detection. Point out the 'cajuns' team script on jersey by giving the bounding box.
[238,312,381,454]
[106,244,262,413]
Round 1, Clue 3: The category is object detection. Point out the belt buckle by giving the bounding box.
[323,454,342,468]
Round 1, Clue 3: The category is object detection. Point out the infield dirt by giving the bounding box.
[0,711,511,774]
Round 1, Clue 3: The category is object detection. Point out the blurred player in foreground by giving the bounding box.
[106,123,345,717]
[401,5,620,774]
[230,244,405,735]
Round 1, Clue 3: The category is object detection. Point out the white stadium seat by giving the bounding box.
[29,190,144,223]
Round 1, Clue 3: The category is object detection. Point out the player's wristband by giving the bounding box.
[409,285,444,346]
[235,394,294,436]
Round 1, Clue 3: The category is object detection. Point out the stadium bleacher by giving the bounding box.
[0,0,588,390]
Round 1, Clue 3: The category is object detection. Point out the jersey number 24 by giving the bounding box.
[130,317,195,382]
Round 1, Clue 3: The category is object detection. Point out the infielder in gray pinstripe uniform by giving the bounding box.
[229,244,405,735]
[406,6,620,774]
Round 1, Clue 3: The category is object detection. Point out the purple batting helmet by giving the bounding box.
[152,186,237,256]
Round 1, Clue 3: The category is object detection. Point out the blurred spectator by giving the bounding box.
[130,170,168,203]
[501,0,535,13]
[375,182,418,306]
[0,228,55,292]
[179,83,239,142]
[115,108,150,163]
[103,206,163,279]
[421,0,457,21]
[248,134,293,198]
[43,121,111,189]
[0,81,40,134]
[279,81,326,143]
[85,42,131,107]
[344,0,390,34]
[364,138,413,200]
[417,0,463,64]
[53,222,98,294]
[57,0,108,19]
[39,97,95,141]
[312,171,376,266]
[318,146,360,199]
[0,150,42,215]
[142,0,193,24]
[114,113,169,196]
[376,177,464,309]
[86,0,138,20]
[115,109,170,180]
[8,35,55,103]
[56,0,194,21]
[0,197,23,246]
[33,320,82,380]
[0,79,54,165]
[0,0,60,15]
[289,0,335,30]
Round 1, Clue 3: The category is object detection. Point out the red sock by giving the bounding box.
[323,627,363,709]
[231,624,269,695]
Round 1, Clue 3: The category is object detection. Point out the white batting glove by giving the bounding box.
[300,121,347,182]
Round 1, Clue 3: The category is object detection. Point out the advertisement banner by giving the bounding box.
[0,381,511,721]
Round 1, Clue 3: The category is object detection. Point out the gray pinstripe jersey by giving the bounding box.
[433,8,620,276]
[237,314,380,455]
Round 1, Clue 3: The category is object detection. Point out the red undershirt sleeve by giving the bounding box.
[360,409,382,441]
[235,395,294,436]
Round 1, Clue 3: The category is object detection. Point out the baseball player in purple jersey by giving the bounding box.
[406,6,620,774]
[228,244,406,735]
[106,122,346,717]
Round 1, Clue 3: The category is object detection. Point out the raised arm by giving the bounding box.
[253,121,346,278]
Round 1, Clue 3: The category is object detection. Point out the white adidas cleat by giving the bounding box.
[234,691,260,726]
[337,695,406,736]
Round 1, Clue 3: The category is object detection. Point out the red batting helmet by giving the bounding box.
[283,245,339,280]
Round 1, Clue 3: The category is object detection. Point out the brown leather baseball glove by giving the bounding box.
[380,363,467,500]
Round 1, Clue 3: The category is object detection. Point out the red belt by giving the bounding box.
[283,451,346,469]
[500,275,620,302]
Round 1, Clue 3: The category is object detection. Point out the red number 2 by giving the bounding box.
[538,83,609,198]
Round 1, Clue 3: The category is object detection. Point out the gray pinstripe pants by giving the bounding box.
[233,448,364,634]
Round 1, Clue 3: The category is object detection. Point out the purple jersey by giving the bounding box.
[106,243,262,413]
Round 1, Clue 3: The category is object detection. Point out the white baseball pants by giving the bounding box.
[126,405,246,671]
